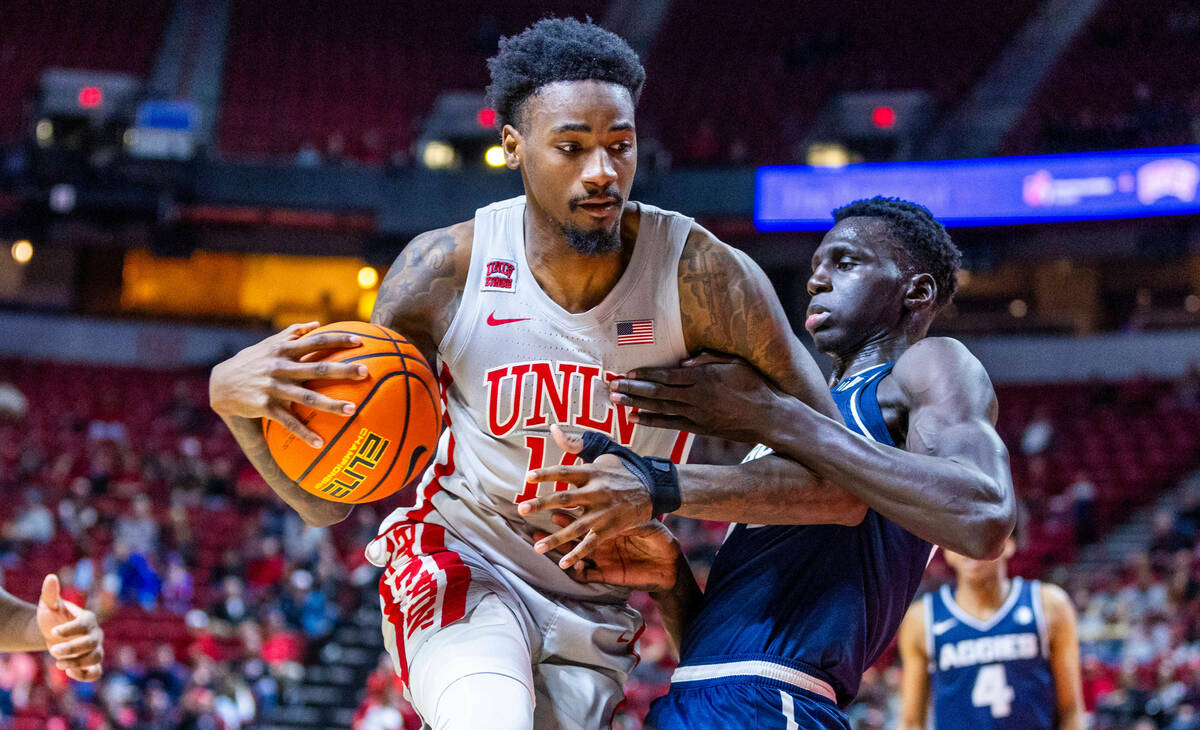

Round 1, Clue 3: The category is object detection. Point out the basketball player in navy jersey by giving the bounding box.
[523,197,1016,728]
[897,531,1084,729]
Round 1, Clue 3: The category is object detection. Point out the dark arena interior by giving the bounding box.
[1,1,1199,728]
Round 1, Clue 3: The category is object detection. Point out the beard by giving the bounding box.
[555,188,624,256]
[559,220,622,256]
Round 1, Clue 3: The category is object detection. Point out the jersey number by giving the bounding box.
[972,663,1014,718]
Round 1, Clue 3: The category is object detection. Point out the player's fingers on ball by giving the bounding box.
[48,635,98,660]
[280,359,369,382]
[270,383,356,416]
[550,512,575,528]
[279,331,362,357]
[278,321,319,339]
[267,405,323,448]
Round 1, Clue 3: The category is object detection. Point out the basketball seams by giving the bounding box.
[353,325,416,502]
[352,369,440,502]
[294,370,407,483]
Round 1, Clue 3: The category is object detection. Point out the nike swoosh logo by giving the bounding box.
[487,312,531,326]
[932,618,957,636]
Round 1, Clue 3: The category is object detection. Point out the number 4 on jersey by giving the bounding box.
[972,663,1015,718]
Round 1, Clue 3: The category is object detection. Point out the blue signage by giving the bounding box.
[755,146,1200,231]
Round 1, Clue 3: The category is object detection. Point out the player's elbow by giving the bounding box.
[302,502,354,528]
[963,485,1016,560]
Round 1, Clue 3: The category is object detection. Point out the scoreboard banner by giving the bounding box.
[755,146,1200,230]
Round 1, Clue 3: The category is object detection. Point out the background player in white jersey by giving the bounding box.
[207,17,838,730]
[897,531,1084,729]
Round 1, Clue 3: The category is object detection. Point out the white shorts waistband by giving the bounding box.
[670,659,837,703]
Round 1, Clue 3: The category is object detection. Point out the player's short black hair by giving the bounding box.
[833,196,962,307]
[485,17,646,131]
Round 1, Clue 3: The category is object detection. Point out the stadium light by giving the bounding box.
[1187,295,1200,314]
[422,141,457,170]
[35,120,53,146]
[1008,299,1028,318]
[477,107,497,128]
[79,86,103,108]
[806,142,851,168]
[484,146,506,168]
[357,266,378,289]
[11,240,33,265]
[871,106,896,129]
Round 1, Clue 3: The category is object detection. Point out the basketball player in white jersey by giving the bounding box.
[208,17,837,730]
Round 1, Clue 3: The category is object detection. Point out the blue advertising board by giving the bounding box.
[755,147,1200,230]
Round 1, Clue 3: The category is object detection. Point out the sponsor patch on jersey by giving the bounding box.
[482,258,517,292]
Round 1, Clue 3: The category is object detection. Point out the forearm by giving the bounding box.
[676,455,865,526]
[649,551,703,657]
[0,589,44,652]
[221,414,353,527]
[766,400,1012,558]
[1057,707,1085,730]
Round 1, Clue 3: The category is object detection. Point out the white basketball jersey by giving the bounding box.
[367,196,695,600]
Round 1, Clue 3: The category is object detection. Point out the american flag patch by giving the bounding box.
[616,319,655,346]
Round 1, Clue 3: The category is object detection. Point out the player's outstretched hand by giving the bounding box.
[209,322,368,448]
[519,425,656,569]
[535,514,681,593]
[37,575,104,682]
[608,351,784,443]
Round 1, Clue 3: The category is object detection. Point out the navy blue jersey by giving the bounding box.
[927,577,1056,729]
[663,362,932,708]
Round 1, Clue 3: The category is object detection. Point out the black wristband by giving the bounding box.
[578,431,682,516]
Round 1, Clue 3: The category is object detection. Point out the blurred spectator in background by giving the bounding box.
[1149,509,1193,568]
[115,494,161,555]
[2,490,54,545]
[1021,404,1055,455]
[0,382,26,420]
[1071,470,1099,546]
[1177,363,1200,408]
[108,538,161,610]
[209,576,250,631]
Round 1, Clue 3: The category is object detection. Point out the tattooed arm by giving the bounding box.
[677,226,836,418]
[209,222,471,526]
[370,221,473,368]
[669,226,865,522]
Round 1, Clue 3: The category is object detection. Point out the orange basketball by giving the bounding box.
[263,321,442,503]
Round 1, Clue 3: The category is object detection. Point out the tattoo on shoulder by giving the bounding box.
[370,224,469,362]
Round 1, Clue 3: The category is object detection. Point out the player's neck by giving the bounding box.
[830,333,912,382]
[522,205,635,314]
[954,573,1012,620]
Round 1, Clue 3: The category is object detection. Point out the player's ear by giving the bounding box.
[1001,538,1017,560]
[903,272,937,313]
[501,124,522,169]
